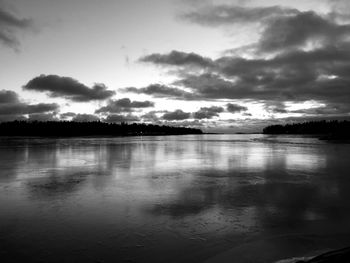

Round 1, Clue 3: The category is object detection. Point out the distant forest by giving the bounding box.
[0,121,203,137]
[263,120,350,139]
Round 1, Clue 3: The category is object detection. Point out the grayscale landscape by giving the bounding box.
[1,0,350,262]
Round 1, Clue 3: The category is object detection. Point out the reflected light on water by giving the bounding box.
[0,134,350,263]
[285,152,326,171]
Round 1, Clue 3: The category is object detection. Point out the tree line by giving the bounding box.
[0,121,203,137]
[263,120,350,139]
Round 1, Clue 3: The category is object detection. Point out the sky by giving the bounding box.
[1,0,350,132]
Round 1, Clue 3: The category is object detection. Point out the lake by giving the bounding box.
[1,134,350,263]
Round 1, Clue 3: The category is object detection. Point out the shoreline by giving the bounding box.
[0,133,203,138]
[203,233,350,263]
[278,246,350,263]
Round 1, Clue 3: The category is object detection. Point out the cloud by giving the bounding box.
[226,103,247,113]
[0,90,58,116]
[181,3,350,50]
[287,102,350,116]
[130,2,350,125]
[269,108,288,114]
[60,112,76,119]
[95,98,154,113]
[182,4,350,53]
[162,119,204,127]
[133,39,350,120]
[136,20,350,119]
[0,114,27,122]
[140,50,213,68]
[162,110,191,121]
[104,114,140,123]
[141,111,161,122]
[28,113,58,122]
[23,75,115,102]
[193,106,224,119]
[0,90,19,103]
[0,102,59,115]
[0,90,59,121]
[60,112,113,122]
[258,11,350,52]
[175,73,240,100]
[263,101,288,114]
[72,114,100,122]
[0,6,33,49]
[123,84,195,100]
[181,5,298,26]
[170,42,350,110]
[328,0,350,19]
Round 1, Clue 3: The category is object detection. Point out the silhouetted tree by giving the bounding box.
[0,121,203,137]
[263,120,350,139]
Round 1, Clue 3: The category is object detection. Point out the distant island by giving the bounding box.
[263,120,350,140]
[0,121,203,137]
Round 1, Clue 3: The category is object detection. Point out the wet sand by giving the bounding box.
[1,134,350,262]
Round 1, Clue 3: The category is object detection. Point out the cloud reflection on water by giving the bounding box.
[0,135,350,262]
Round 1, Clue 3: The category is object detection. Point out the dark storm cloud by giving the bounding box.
[174,41,350,108]
[183,4,350,53]
[28,113,58,122]
[72,114,100,122]
[0,102,59,115]
[0,90,59,121]
[269,107,288,114]
[162,119,204,127]
[162,110,191,121]
[134,3,350,121]
[0,7,33,48]
[60,112,76,119]
[104,114,140,123]
[263,101,288,114]
[95,98,154,113]
[0,90,19,103]
[59,112,101,122]
[0,7,32,28]
[0,114,26,122]
[123,84,195,100]
[0,90,59,116]
[259,11,350,52]
[141,111,162,122]
[140,50,213,68]
[290,103,350,116]
[175,73,239,99]
[170,71,292,101]
[226,103,247,113]
[137,45,350,117]
[23,75,116,102]
[134,42,350,118]
[193,106,224,119]
[181,5,298,26]
[217,42,350,77]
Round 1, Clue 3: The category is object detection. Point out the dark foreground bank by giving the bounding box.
[0,120,202,136]
[296,247,350,263]
[203,236,350,263]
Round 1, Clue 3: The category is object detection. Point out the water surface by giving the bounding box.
[1,134,350,262]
